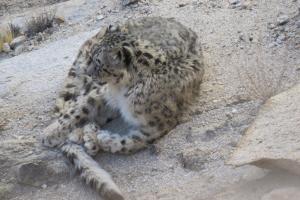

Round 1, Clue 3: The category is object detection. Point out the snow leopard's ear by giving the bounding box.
[121,46,133,67]
[103,46,133,69]
[96,46,131,70]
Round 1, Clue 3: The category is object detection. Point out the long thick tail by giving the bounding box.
[61,143,124,200]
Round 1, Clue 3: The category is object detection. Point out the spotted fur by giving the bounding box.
[42,17,205,200]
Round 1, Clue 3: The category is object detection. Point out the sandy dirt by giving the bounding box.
[0,0,300,199]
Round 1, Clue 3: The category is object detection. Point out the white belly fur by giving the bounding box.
[104,85,140,126]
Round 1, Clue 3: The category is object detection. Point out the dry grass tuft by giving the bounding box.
[0,23,22,52]
[0,29,13,52]
[8,23,22,38]
[25,11,56,37]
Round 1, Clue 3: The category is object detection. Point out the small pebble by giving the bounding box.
[178,3,188,7]
[277,14,289,26]
[239,34,245,41]
[41,184,47,189]
[268,23,276,29]
[3,43,11,53]
[277,34,286,41]
[122,0,139,6]
[96,15,105,20]
[232,108,238,113]
[229,0,240,5]
[276,34,286,44]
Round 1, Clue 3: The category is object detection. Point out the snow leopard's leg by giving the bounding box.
[42,84,118,148]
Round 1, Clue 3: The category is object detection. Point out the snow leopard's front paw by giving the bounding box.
[42,120,66,147]
[82,123,100,156]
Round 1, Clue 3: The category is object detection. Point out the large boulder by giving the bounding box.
[261,187,300,200]
[228,84,300,175]
[9,36,26,50]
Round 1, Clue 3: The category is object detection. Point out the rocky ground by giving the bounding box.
[0,0,69,16]
[0,0,300,199]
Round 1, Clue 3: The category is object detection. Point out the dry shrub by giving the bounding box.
[25,11,56,37]
[8,22,21,38]
[0,23,22,52]
[0,29,13,52]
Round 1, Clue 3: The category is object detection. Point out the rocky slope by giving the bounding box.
[0,0,300,199]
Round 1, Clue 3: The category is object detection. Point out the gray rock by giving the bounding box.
[96,14,105,21]
[228,0,249,9]
[275,37,282,44]
[261,187,300,200]
[275,26,285,32]
[179,148,209,171]
[229,0,240,5]
[178,3,188,8]
[14,45,25,55]
[9,36,26,49]
[296,20,300,28]
[277,14,290,26]
[268,42,277,48]
[36,33,44,42]
[287,32,295,38]
[2,43,11,53]
[228,84,300,175]
[122,0,139,6]
[53,16,65,25]
[276,34,286,45]
[0,183,14,200]
[16,159,69,187]
[17,161,49,187]
[284,26,290,32]
[268,23,276,29]
[276,34,286,44]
